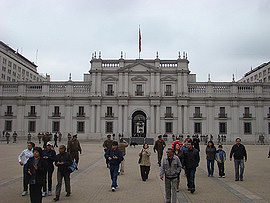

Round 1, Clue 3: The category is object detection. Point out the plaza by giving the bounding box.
[0,138,270,203]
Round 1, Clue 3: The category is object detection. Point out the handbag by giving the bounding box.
[68,161,77,173]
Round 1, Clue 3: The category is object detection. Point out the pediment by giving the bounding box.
[102,76,118,81]
[161,75,177,81]
[119,61,159,72]
[131,75,148,81]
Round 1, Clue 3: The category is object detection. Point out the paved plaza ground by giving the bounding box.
[0,139,270,203]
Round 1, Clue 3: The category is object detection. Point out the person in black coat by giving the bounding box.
[206,141,216,177]
[25,147,47,203]
[193,135,200,151]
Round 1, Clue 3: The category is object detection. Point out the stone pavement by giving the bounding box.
[0,140,270,203]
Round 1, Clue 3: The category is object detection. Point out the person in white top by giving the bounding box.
[18,142,35,196]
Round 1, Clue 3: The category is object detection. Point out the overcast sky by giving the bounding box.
[1,0,270,81]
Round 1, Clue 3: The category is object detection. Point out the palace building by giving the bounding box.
[1,52,270,142]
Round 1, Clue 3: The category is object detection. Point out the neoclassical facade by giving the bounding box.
[1,53,270,142]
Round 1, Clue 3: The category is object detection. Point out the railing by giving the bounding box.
[77,113,85,117]
[5,112,13,116]
[193,113,202,118]
[164,113,173,118]
[218,113,227,118]
[2,84,18,92]
[188,85,206,93]
[105,113,114,118]
[28,112,37,117]
[26,85,42,92]
[106,91,114,96]
[164,91,173,96]
[73,84,90,93]
[52,112,61,117]
[102,63,119,67]
[243,113,252,118]
[238,86,254,93]
[135,91,144,96]
[50,84,66,92]
[160,63,177,68]
[213,86,231,93]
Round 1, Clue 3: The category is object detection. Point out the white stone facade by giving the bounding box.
[1,55,270,142]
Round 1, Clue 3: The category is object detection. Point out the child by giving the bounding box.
[215,145,226,178]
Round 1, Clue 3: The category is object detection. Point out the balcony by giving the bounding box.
[135,91,144,96]
[243,113,252,119]
[106,91,114,96]
[218,113,227,119]
[4,112,13,116]
[267,113,270,118]
[164,91,173,96]
[105,113,114,118]
[193,113,202,119]
[77,112,85,117]
[28,112,37,117]
[52,112,61,117]
[164,113,173,119]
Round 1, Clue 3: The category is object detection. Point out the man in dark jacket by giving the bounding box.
[67,135,82,165]
[42,141,56,196]
[183,141,200,194]
[54,133,58,148]
[103,135,114,168]
[154,135,166,167]
[105,141,123,192]
[53,145,72,201]
[192,135,200,151]
[230,138,247,181]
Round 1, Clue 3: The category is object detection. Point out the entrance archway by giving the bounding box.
[132,111,147,137]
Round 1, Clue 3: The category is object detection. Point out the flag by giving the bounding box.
[139,27,141,53]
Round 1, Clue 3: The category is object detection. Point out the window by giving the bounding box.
[268,68,270,73]
[30,106,36,115]
[2,66,6,71]
[194,122,202,134]
[8,61,12,67]
[12,79,16,82]
[52,121,60,132]
[7,106,12,115]
[250,76,253,81]
[13,64,17,70]
[136,84,143,95]
[77,121,85,133]
[78,106,85,116]
[247,79,249,83]
[106,106,113,116]
[244,107,249,114]
[220,107,225,114]
[259,72,262,78]
[7,76,11,81]
[219,122,227,134]
[22,69,25,74]
[5,120,12,132]
[28,121,36,133]
[53,106,60,116]
[263,70,266,76]
[18,66,21,72]
[165,85,172,96]
[194,107,202,117]
[166,107,172,114]
[8,69,11,74]
[165,122,173,133]
[3,58,6,64]
[244,122,252,134]
[106,122,113,133]
[107,84,113,95]
[13,71,16,76]
[254,74,258,79]
[1,74,5,79]
[26,71,29,76]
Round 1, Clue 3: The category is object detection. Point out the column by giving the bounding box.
[156,106,160,134]
[124,73,128,95]
[96,105,101,133]
[119,73,123,95]
[40,103,47,132]
[177,106,182,134]
[123,105,128,135]
[97,73,102,95]
[231,104,239,142]
[118,105,122,134]
[177,73,181,96]
[90,105,95,133]
[92,73,96,94]
[150,106,155,134]
[183,106,188,134]
[65,104,72,135]
[16,103,25,135]
[150,73,154,94]
[156,73,160,95]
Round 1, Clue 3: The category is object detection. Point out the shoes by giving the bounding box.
[42,192,46,197]
[188,188,191,191]
[222,176,226,178]
[240,179,243,181]
[53,196,59,201]
[66,193,71,197]
[48,191,52,196]
[21,191,28,196]
[191,188,195,194]
[176,189,180,192]
[115,185,119,189]
[235,179,239,181]
[112,187,116,192]
[219,176,222,178]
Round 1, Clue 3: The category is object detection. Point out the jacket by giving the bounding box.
[154,139,166,152]
[183,147,200,169]
[139,149,151,166]
[215,150,226,163]
[42,149,56,168]
[173,149,184,165]
[206,146,216,160]
[193,138,200,151]
[67,139,82,154]
[230,144,247,160]
[103,139,113,151]
[55,152,72,173]
[118,141,128,156]
[25,157,47,185]
[105,148,123,166]
[160,155,182,179]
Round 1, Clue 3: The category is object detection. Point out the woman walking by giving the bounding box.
[25,147,47,203]
[206,141,216,177]
[139,144,151,181]
[173,143,183,192]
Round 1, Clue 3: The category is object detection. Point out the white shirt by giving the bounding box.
[18,149,33,164]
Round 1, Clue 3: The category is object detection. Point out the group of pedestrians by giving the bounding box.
[17,134,82,203]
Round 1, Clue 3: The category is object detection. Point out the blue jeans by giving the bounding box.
[110,164,119,188]
[234,159,245,180]
[207,160,214,176]
[185,168,196,189]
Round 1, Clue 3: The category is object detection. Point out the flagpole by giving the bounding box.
[139,25,141,59]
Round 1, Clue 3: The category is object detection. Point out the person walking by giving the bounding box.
[193,135,200,151]
[230,138,247,181]
[206,141,216,177]
[54,133,58,148]
[139,144,151,181]
[183,141,200,194]
[67,133,72,142]
[118,138,128,175]
[173,143,184,192]
[28,133,32,142]
[154,135,166,167]
[160,148,182,203]
[105,141,123,192]
[13,131,18,143]
[103,135,113,168]
[58,132,62,142]
[5,131,10,144]
[42,141,56,197]
[53,145,72,201]
[18,142,35,196]
[25,147,47,203]
[67,135,82,167]
[37,133,42,144]
[42,133,50,149]
[215,145,226,178]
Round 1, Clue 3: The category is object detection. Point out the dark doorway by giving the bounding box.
[132,111,147,137]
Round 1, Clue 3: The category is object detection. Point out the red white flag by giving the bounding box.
[139,27,141,53]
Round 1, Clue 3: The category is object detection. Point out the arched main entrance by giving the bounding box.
[132,111,147,137]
